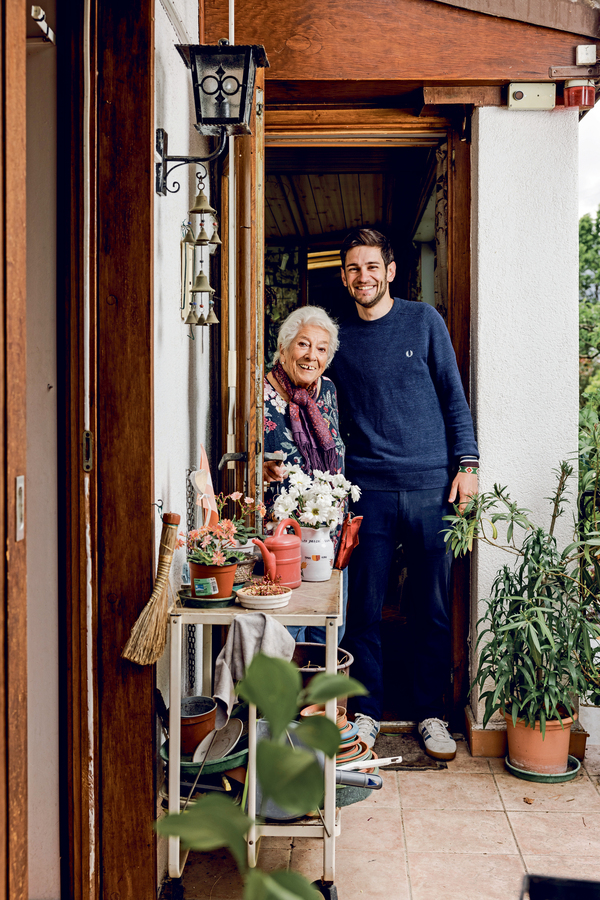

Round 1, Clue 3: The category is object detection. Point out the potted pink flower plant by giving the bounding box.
[184,492,266,599]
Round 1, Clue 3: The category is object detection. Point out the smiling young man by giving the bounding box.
[331,227,479,760]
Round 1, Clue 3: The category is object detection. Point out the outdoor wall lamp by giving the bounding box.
[176,40,269,135]
[156,39,269,196]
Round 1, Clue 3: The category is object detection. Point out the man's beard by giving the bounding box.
[349,280,388,309]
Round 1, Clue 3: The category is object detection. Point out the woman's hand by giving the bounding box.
[263,460,287,484]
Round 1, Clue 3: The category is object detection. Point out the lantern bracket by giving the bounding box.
[155,128,227,196]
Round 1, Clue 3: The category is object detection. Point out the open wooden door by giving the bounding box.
[220,70,266,508]
[0,1,28,896]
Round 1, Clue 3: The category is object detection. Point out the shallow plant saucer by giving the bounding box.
[339,721,359,742]
[504,754,581,783]
[178,588,236,609]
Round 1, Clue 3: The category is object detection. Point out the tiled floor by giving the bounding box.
[178,741,600,900]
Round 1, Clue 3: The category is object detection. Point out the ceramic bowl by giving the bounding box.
[235,587,292,609]
[300,704,347,727]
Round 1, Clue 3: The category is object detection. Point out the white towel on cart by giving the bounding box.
[213,612,295,728]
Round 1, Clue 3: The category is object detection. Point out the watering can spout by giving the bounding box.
[252,538,276,581]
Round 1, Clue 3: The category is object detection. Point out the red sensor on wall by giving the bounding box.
[563,79,596,109]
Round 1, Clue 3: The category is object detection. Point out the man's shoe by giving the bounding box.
[418,718,457,760]
[355,714,380,750]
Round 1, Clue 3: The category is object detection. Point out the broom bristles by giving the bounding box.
[121,515,180,666]
[122,586,169,665]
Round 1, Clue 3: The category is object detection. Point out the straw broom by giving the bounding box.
[122,512,181,665]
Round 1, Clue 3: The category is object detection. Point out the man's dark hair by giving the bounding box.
[340,228,395,269]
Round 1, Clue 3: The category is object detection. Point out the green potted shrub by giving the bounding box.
[445,448,600,776]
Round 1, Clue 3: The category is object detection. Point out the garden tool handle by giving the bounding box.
[335,771,383,790]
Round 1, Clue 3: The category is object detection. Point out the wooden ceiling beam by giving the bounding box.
[429,0,600,40]
[423,85,503,106]
[203,0,598,82]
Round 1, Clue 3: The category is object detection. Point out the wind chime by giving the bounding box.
[182,167,222,339]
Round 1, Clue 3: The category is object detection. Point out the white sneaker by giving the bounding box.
[355,714,380,750]
[418,717,457,760]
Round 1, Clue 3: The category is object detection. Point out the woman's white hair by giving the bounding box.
[275,306,339,367]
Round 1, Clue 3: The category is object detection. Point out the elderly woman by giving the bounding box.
[263,305,347,642]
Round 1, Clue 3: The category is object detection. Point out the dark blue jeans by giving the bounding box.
[344,486,452,722]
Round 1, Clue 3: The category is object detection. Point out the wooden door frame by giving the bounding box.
[219,71,266,508]
[0,1,28,897]
[60,0,157,898]
[264,105,472,726]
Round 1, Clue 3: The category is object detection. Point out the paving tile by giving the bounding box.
[508,811,600,856]
[182,848,290,899]
[495,771,600,811]
[445,742,492,773]
[288,806,404,852]
[257,834,294,849]
[180,849,240,899]
[291,847,410,899]
[402,808,518,854]
[408,852,525,900]
[524,855,600,882]
[348,770,400,808]
[488,757,509,772]
[398,771,502,809]
[584,745,600,777]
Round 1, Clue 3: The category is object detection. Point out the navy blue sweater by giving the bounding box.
[331,299,478,491]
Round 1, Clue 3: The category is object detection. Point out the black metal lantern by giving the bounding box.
[176,40,269,136]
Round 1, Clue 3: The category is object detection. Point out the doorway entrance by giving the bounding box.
[262,124,471,726]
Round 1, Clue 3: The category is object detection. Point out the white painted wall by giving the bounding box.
[153,0,219,882]
[469,106,580,724]
[26,5,60,896]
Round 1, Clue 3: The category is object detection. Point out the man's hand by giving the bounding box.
[448,472,478,515]
[263,460,286,484]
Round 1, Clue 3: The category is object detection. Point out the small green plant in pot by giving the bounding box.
[444,459,600,775]
[157,653,367,899]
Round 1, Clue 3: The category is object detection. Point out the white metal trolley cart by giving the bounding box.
[167,571,343,885]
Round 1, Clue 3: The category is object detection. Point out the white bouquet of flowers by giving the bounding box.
[272,466,361,529]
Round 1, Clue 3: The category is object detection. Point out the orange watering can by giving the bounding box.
[252,518,302,589]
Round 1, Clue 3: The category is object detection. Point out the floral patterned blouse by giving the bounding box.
[263,373,346,517]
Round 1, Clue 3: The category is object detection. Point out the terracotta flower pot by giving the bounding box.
[180,696,217,755]
[504,710,575,775]
[189,561,237,599]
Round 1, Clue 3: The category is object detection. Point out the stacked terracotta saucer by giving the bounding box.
[299,705,377,772]
[336,721,375,770]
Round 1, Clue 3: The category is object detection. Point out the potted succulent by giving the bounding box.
[184,492,266,599]
[235,574,293,609]
[444,451,600,776]
[272,467,361,582]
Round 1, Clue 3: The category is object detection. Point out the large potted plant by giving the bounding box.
[445,451,600,776]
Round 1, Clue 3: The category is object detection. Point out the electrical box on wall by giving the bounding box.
[576,45,597,66]
[508,83,556,110]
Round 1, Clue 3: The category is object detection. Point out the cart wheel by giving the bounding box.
[311,880,338,899]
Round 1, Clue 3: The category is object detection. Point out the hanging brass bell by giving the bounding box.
[206,304,219,325]
[184,305,199,325]
[189,191,216,216]
[195,225,210,245]
[182,226,195,244]
[190,269,215,293]
[196,310,208,326]
[209,225,222,246]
